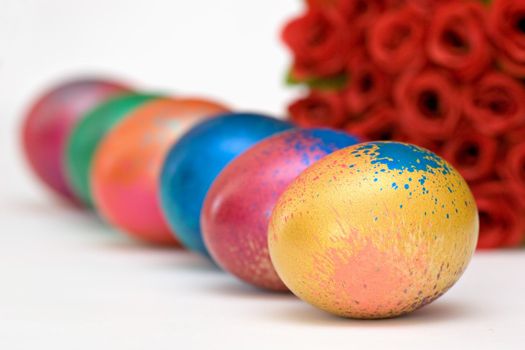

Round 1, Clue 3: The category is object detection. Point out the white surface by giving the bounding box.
[2,199,525,350]
[1,1,525,349]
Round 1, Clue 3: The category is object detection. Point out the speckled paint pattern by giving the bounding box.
[202,129,360,291]
[268,141,479,319]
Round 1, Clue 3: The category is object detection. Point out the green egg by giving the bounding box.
[65,93,161,206]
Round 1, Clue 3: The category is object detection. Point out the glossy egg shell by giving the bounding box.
[202,129,360,291]
[22,78,132,204]
[66,93,160,206]
[91,98,229,245]
[269,141,479,319]
[160,113,293,255]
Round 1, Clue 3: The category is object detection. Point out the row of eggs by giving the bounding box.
[22,78,479,319]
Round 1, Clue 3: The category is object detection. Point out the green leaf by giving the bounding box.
[286,69,347,90]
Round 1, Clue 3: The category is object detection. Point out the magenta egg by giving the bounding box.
[201,129,360,291]
[21,78,132,204]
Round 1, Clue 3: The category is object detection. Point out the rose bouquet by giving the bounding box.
[282,0,525,249]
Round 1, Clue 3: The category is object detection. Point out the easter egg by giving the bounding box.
[22,78,132,204]
[65,93,160,206]
[202,129,360,291]
[91,98,229,245]
[269,141,479,319]
[160,113,293,255]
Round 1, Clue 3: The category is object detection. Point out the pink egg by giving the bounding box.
[202,129,359,291]
[21,78,132,204]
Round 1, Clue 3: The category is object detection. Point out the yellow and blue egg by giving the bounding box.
[269,141,479,319]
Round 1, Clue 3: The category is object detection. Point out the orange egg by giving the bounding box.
[91,98,229,245]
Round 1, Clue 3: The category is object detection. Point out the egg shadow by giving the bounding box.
[7,195,119,239]
[207,278,294,302]
[8,195,91,216]
[99,236,219,272]
[269,299,483,327]
[168,251,221,273]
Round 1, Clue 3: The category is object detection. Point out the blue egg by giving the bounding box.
[159,112,294,255]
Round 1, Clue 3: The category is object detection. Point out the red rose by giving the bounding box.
[282,9,351,79]
[394,67,461,140]
[345,104,399,141]
[408,0,455,15]
[399,134,443,154]
[489,0,525,77]
[441,128,498,182]
[306,0,338,8]
[307,0,395,28]
[463,72,525,136]
[427,1,492,81]
[501,142,525,204]
[473,182,525,249]
[308,0,384,55]
[498,52,525,78]
[336,0,383,26]
[288,91,347,128]
[368,5,426,74]
[394,125,444,153]
[505,124,525,145]
[342,52,391,115]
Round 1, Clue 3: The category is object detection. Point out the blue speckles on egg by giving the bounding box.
[284,129,359,167]
[344,141,467,228]
[361,142,451,175]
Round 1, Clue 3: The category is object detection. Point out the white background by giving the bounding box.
[1,1,524,349]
